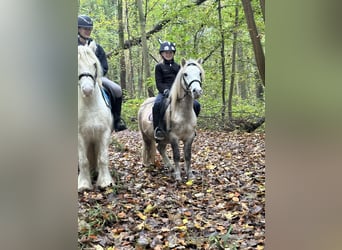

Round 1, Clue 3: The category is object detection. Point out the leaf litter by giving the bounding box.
[78,129,265,249]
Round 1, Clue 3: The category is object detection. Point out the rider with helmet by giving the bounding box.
[153,41,201,140]
[78,15,127,132]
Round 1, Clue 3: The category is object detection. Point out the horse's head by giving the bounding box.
[78,45,102,97]
[180,58,204,99]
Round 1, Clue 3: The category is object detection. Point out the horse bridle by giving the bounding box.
[78,63,98,85]
[182,63,202,92]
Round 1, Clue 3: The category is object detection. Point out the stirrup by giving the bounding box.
[154,127,165,141]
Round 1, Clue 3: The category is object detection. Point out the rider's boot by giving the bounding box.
[152,104,165,141]
[113,96,127,132]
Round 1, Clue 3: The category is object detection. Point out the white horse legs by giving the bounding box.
[142,135,156,167]
[184,139,195,180]
[78,161,92,192]
[78,139,92,192]
[156,136,196,181]
[78,136,114,192]
[96,146,114,188]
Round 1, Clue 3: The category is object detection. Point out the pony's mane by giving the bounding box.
[78,45,103,85]
[169,59,204,107]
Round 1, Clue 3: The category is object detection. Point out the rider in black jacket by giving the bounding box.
[78,15,127,132]
[153,41,201,140]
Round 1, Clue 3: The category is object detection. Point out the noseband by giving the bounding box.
[79,72,95,81]
[78,63,98,86]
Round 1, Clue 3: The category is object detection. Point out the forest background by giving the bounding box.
[78,0,265,132]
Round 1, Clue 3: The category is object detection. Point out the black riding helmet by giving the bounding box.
[78,15,93,28]
[159,41,176,54]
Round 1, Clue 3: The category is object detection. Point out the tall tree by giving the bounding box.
[217,0,227,120]
[136,0,153,97]
[259,0,265,22]
[237,45,247,99]
[117,0,127,91]
[228,6,239,122]
[125,0,135,96]
[241,0,265,86]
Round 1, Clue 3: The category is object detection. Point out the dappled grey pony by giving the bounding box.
[78,42,114,192]
[138,58,204,181]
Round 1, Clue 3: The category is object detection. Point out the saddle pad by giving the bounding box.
[100,87,111,109]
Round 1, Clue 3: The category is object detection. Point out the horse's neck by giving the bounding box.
[170,88,194,117]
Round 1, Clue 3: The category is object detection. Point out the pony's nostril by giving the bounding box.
[82,86,93,96]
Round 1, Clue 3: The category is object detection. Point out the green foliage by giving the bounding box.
[79,0,266,131]
[78,203,117,237]
[209,225,237,250]
[231,95,265,118]
[121,98,145,131]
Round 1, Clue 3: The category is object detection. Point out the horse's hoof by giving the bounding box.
[78,184,93,193]
[187,172,195,180]
[97,180,115,189]
[174,173,182,181]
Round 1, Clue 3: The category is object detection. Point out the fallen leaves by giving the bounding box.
[78,130,265,249]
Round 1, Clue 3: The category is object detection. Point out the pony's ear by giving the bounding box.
[181,58,187,67]
[197,58,203,64]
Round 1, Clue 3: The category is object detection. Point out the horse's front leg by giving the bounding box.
[78,136,92,192]
[184,136,195,180]
[170,139,181,181]
[96,131,114,189]
[157,142,173,171]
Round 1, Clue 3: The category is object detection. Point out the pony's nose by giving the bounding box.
[82,85,93,96]
[193,88,203,99]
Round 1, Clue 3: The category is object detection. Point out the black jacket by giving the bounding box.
[78,37,109,76]
[155,59,180,94]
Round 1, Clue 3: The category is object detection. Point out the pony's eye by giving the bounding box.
[184,73,188,77]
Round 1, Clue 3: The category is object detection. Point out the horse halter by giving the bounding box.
[182,63,202,92]
[78,63,98,85]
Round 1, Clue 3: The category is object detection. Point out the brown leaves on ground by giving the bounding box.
[78,130,265,250]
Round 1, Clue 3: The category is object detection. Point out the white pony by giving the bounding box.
[138,59,204,181]
[78,41,114,192]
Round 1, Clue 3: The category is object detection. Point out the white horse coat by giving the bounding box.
[78,42,114,192]
[138,58,204,181]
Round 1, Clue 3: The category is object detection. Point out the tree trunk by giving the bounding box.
[237,45,247,99]
[217,0,226,121]
[241,0,265,86]
[125,0,135,97]
[259,0,265,22]
[117,0,126,91]
[136,0,153,97]
[228,7,239,121]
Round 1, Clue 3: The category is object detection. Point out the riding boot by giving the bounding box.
[113,96,127,132]
[152,103,165,140]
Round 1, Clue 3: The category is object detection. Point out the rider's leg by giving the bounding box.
[153,93,165,140]
[102,77,127,131]
[193,100,201,117]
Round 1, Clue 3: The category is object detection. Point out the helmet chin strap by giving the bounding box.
[78,33,90,44]
[161,54,174,63]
